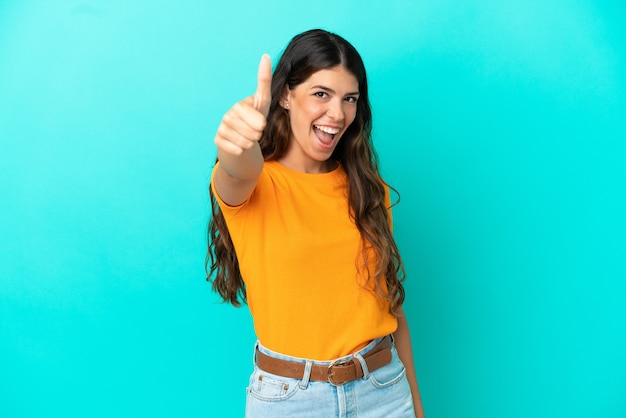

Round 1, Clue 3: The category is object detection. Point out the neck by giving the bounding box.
[277,157,337,174]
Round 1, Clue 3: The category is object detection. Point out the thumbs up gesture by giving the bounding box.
[214,55,272,156]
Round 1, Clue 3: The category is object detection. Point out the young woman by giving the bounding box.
[207,29,425,417]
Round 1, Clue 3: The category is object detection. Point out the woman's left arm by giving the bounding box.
[393,307,425,418]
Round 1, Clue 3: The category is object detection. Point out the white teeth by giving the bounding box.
[315,125,340,135]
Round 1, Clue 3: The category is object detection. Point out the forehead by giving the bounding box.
[300,66,359,92]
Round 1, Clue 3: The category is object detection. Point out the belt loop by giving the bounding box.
[252,341,260,366]
[299,360,313,389]
[354,353,370,379]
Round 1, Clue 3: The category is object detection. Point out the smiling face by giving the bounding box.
[279,65,359,173]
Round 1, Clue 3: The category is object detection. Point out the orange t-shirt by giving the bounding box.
[211,160,398,360]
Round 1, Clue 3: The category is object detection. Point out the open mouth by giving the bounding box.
[314,125,341,147]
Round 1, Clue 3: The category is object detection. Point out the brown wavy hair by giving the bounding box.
[206,29,406,315]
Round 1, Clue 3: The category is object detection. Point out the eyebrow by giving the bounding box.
[312,85,360,96]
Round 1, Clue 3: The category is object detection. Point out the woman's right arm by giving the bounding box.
[212,55,272,206]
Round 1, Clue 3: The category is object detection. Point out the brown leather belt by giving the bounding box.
[255,335,393,386]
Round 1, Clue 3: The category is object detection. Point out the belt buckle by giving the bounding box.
[327,359,352,386]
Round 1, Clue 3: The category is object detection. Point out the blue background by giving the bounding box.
[1,1,624,417]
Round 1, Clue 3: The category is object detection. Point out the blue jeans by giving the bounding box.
[245,336,415,417]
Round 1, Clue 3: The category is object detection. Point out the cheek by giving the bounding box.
[289,109,306,128]
[346,108,358,126]
[288,110,314,138]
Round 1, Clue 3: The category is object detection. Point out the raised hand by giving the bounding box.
[214,54,272,156]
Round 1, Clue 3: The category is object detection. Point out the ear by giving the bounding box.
[279,86,291,110]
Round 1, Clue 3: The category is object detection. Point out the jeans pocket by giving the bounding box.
[368,346,407,388]
[247,367,300,402]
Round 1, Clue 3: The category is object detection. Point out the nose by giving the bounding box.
[326,98,345,122]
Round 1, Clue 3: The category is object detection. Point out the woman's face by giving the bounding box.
[279,65,359,173]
